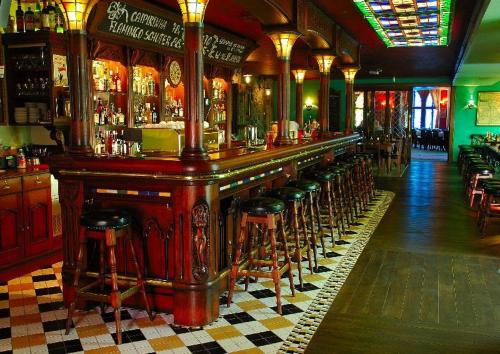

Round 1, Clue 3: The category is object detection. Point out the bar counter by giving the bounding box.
[49,134,360,326]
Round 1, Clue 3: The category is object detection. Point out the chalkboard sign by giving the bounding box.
[96,0,250,67]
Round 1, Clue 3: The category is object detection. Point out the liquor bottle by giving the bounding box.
[115,67,122,92]
[94,97,101,124]
[103,67,109,91]
[148,74,155,96]
[99,101,106,126]
[25,7,35,32]
[54,3,64,33]
[108,103,116,125]
[151,103,158,124]
[178,99,184,117]
[109,70,116,91]
[16,0,25,33]
[117,107,125,125]
[47,0,56,31]
[34,1,42,30]
[144,103,151,124]
[41,0,50,30]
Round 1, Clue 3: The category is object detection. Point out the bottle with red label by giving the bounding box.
[25,7,35,32]
[16,0,25,33]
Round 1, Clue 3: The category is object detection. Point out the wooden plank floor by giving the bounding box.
[306,160,500,354]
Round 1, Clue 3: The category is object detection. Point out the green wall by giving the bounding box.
[272,79,347,131]
[0,126,31,148]
[451,83,500,160]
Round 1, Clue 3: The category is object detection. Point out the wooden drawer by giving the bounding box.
[23,173,50,191]
[0,177,22,196]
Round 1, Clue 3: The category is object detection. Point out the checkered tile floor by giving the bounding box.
[0,191,393,354]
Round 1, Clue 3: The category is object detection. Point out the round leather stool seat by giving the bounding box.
[286,179,321,192]
[471,165,495,175]
[333,162,354,169]
[481,178,500,184]
[240,197,285,216]
[304,169,335,183]
[464,153,483,159]
[81,209,130,230]
[326,166,346,176]
[484,185,500,197]
[267,187,305,202]
[354,153,374,159]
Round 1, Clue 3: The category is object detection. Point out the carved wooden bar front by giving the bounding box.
[50,135,360,326]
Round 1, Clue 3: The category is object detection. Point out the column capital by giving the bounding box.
[60,0,91,31]
[314,54,336,75]
[292,69,306,84]
[177,0,209,24]
[266,30,301,60]
[340,66,360,84]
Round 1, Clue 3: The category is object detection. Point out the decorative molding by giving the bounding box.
[192,200,210,281]
[306,2,334,48]
[143,217,172,240]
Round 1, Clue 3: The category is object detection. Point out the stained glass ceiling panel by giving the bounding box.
[353,0,452,47]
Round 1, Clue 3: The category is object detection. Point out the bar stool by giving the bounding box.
[286,179,322,271]
[304,169,340,253]
[468,164,495,207]
[325,168,349,236]
[331,163,358,222]
[478,183,500,236]
[227,197,295,314]
[66,209,153,344]
[268,187,313,289]
[350,157,369,211]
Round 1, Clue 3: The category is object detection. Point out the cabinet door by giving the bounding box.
[0,193,24,267]
[23,187,53,256]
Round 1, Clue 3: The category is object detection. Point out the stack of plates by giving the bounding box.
[28,107,40,123]
[14,107,28,124]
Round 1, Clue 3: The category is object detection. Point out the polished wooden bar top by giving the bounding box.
[50,134,360,182]
[0,165,50,179]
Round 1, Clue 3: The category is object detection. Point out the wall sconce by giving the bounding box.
[265,88,272,96]
[60,0,89,31]
[177,0,209,23]
[305,98,313,111]
[466,95,477,109]
[243,74,252,85]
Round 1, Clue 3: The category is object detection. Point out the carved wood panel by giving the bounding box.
[306,2,334,48]
[192,199,210,282]
[0,193,23,267]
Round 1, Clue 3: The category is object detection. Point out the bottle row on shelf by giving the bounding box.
[12,0,64,34]
[93,97,126,126]
[94,130,141,157]
[93,62,124,93]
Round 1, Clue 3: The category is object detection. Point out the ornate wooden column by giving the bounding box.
[341,66,359,134]
[60,0,92,154]
[267,31,300,146]
[179,0,209,160]
[293,69,306,127]
[315,54,335,132]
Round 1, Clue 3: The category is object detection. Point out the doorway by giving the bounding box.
[410,87,450,161]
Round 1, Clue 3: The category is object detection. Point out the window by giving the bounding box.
[354,92,364,128]
[412,89,436,129]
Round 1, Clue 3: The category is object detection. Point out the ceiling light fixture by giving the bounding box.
[352,0,453,47]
